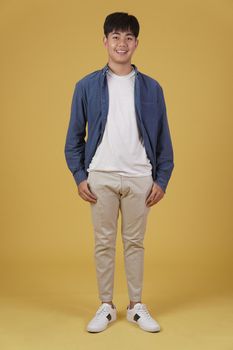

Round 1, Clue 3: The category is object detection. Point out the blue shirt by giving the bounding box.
[64,62,174,193]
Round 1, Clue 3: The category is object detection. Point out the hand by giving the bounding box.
[77,180,97,204]
[145,182,165,207]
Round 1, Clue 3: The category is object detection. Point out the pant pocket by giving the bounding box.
[87,172,91,184]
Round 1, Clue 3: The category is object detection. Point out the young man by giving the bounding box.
[64,12,174,333]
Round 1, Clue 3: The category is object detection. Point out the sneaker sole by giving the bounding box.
[127,314,160,332]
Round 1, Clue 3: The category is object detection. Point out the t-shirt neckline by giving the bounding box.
[107,67,135,79]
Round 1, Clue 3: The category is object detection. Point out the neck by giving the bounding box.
[107,60,133,76]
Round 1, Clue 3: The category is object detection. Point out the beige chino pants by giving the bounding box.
[87,170,154,302]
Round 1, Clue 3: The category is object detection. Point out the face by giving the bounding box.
[103,29,138,64]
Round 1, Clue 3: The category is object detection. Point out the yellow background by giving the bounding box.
[1,0,232,349]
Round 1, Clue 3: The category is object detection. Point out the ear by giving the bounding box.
[103,35,107,47]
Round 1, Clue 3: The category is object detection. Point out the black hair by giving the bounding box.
[103,12,140,38]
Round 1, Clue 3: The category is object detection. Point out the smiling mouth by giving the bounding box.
[116,50,128,55]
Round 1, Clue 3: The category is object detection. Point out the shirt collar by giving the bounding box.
[102,62,139,76]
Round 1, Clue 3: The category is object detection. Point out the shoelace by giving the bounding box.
[136,304,154,320]
[95,306,110,320]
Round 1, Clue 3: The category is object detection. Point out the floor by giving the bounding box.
[0,262,232,350]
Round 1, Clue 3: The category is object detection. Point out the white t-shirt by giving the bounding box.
[87,66,152,176]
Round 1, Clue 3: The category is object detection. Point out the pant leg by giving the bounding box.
[87,171,121,302]
[119,175,154,302]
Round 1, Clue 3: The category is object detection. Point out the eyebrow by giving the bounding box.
[111,31,134,36]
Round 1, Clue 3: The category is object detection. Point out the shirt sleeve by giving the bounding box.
[64,81,88,185]
[155,84,175,193]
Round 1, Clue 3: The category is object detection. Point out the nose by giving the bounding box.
[118,37,128,46]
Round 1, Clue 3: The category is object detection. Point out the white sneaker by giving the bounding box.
[127,303,160,332]
[86,303,117,332]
